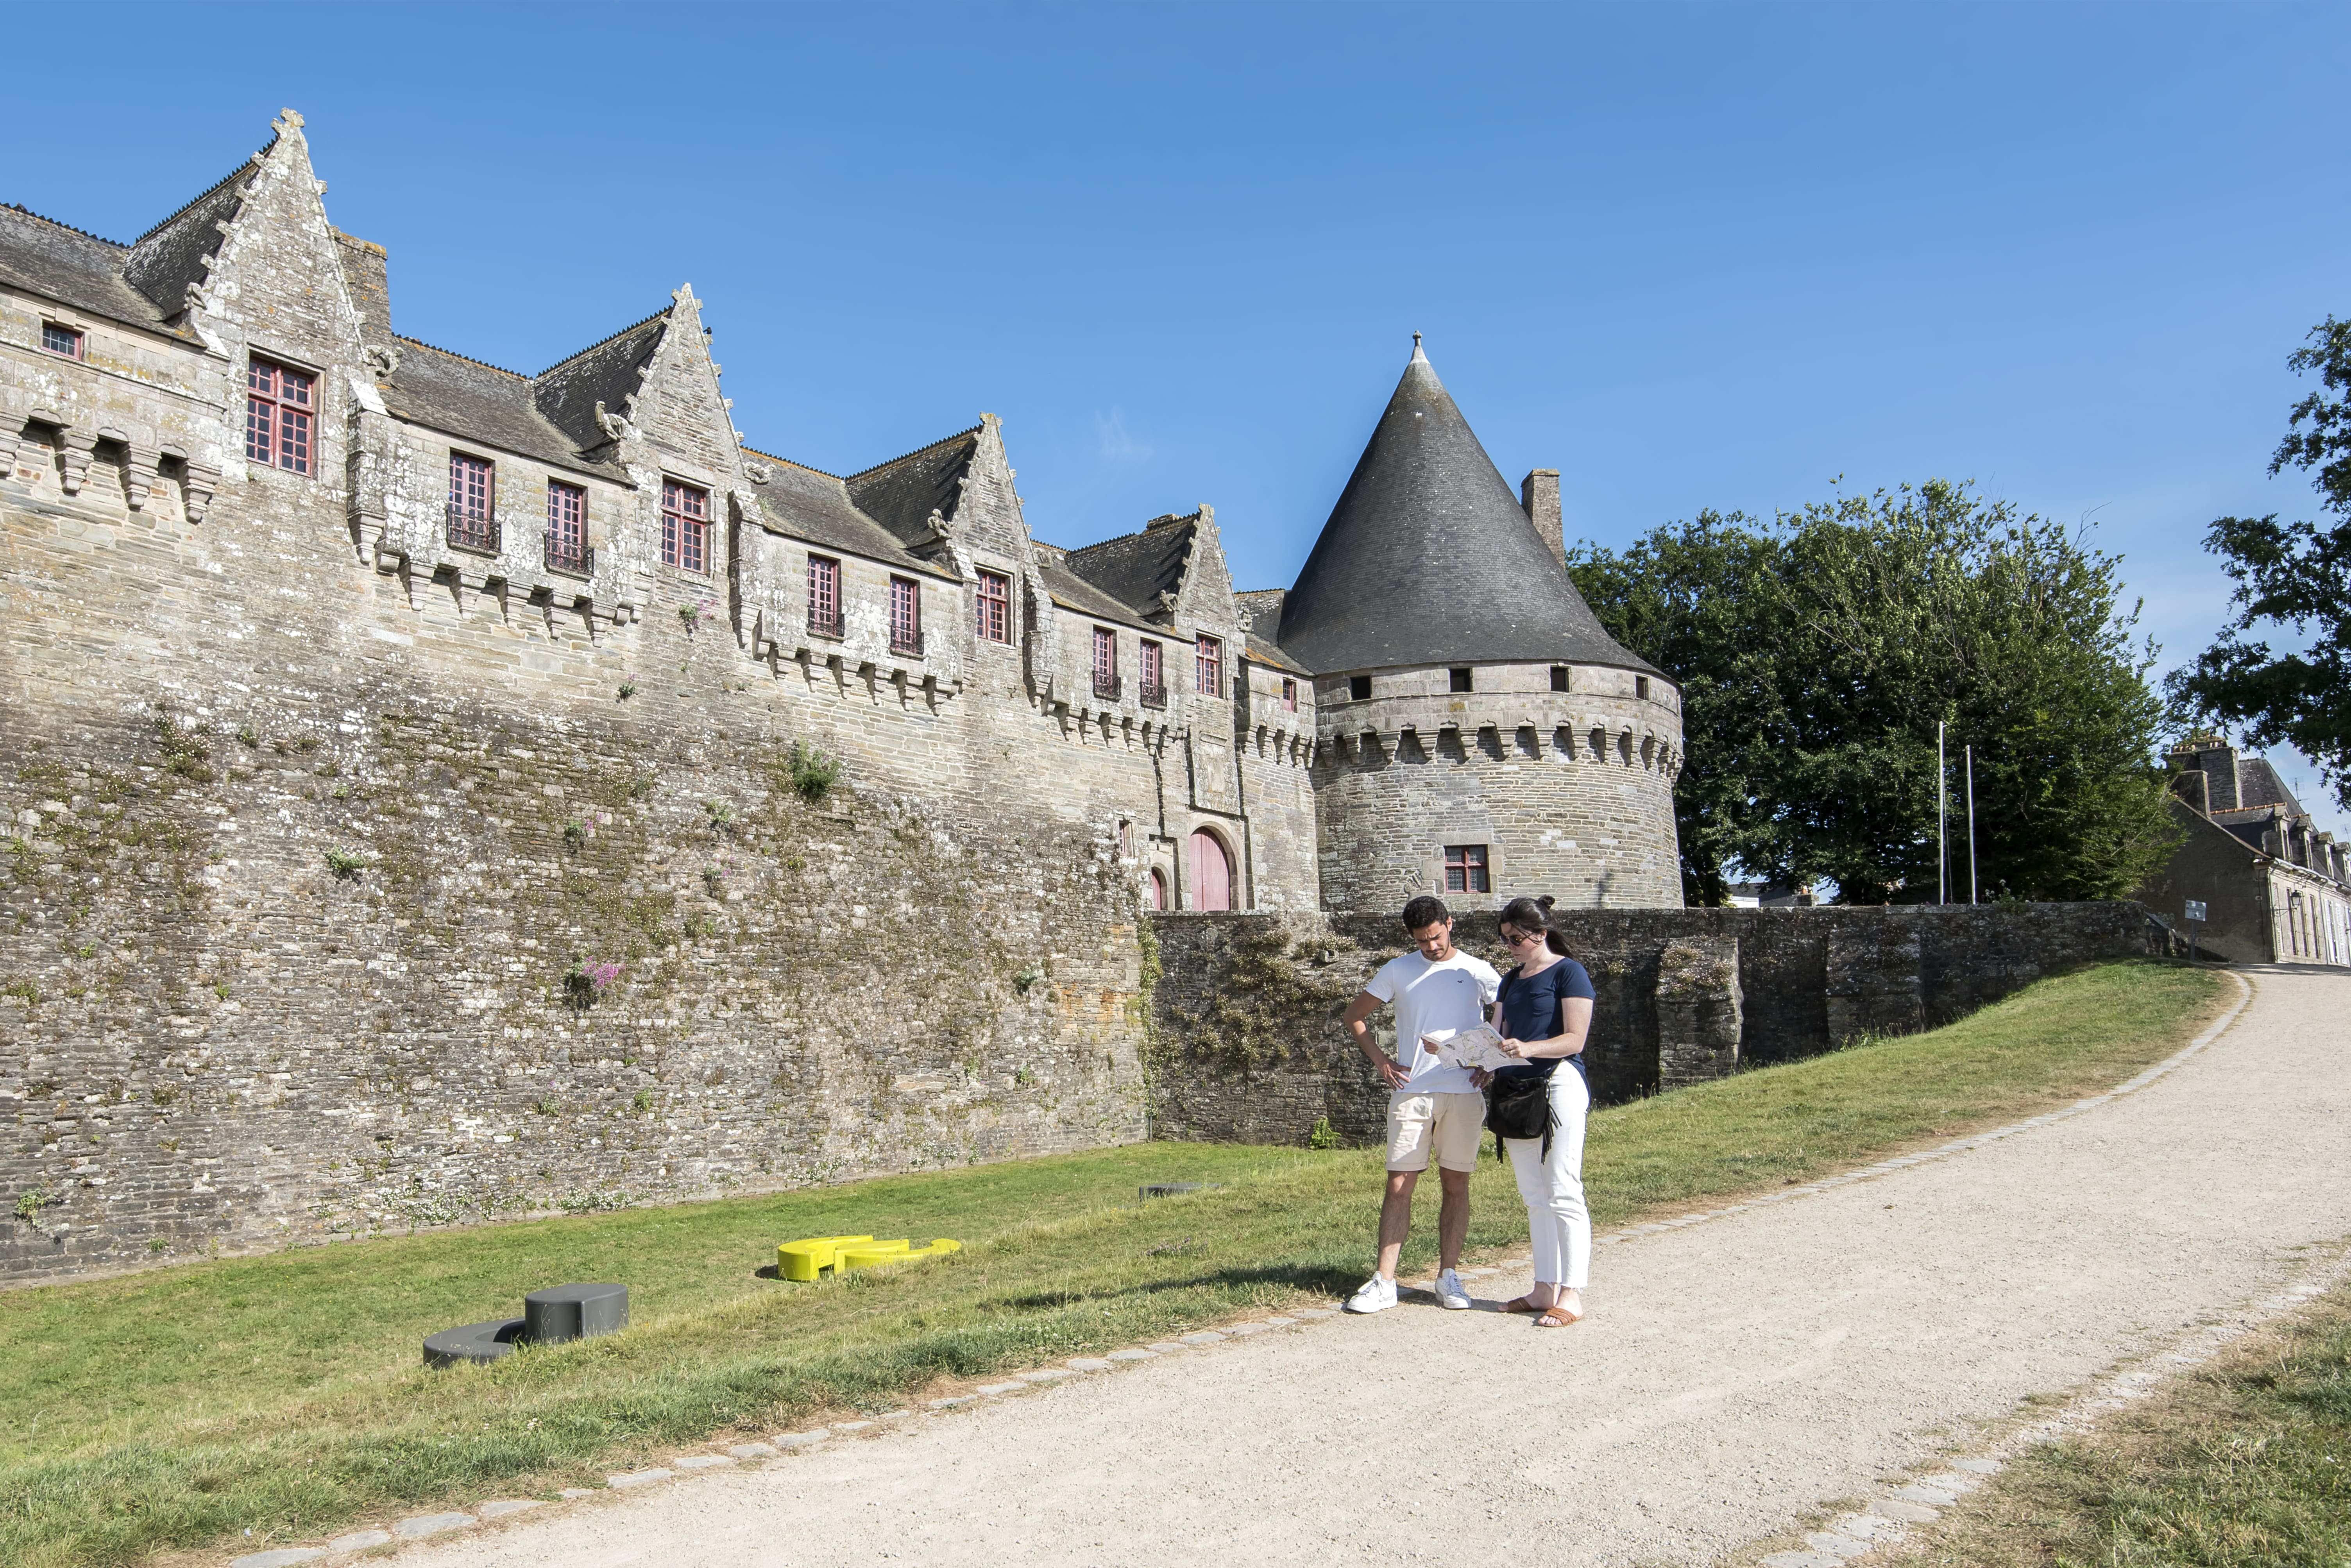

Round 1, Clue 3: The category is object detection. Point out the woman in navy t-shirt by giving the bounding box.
[1483,894,1596,1327]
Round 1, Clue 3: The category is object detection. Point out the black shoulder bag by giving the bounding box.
[1481,973,1556,1160]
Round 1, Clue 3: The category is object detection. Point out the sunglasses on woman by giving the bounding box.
[1501,928,1545,948]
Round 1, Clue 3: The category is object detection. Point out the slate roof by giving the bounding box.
[123,158,262,318]
[1060,516,1199,619]
[1276,344,1658,679]
[380,338,622,478]
[0,205,186,338]
[846,428,981,548]
[1234,588,1286,643]
[533,311,670,454]
[1032,550,1161,634]
[1243,630,1309,675]
[741,447,956,580]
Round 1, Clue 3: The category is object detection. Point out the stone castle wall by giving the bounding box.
[1145,903,2172,1147]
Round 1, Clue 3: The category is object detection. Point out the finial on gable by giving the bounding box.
[1410,332,1427,364]
[278,108,305,129]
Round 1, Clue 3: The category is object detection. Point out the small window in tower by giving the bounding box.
[1635,675,1651,701]
[42,323,83,359]
[1444,845,1490,894]
[1349,675,1372,701]
[1281,677,1297,712]
[1450,668,1473,693]
[1550,666,1571,693]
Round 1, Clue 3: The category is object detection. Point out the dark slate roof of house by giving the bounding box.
[742,449,956,580]
[2232,755,2300,813]
[534,311,670,454]
[1244,630,1309,675]
[122,157,261,317]
[1276,344,1659,679]
[1032,550,1161,634]
[379,339,622,478]
[1060,516,1199,619]
[845,428,981,548]
[1234,588,1286,643]
[0,204,185,337]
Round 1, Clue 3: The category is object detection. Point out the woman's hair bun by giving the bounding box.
[1535,894,1557,912]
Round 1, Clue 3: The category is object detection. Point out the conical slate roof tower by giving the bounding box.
[1277,340,1654,677]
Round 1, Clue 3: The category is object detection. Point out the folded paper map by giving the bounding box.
[1422,1025,1518,1072]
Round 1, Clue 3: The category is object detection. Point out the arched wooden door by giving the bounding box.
[1147,867,1168,911]
[1187,830,1231,911]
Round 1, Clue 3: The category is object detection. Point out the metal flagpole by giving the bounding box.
[1937,721,1948,905]
[1965,744,1978,905]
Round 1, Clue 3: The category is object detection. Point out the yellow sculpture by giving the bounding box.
[777,1235,961,1281]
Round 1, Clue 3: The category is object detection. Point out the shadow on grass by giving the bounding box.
[987,1259,1358,1311]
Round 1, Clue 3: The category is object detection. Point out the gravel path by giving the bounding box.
[379,966,2349,1568]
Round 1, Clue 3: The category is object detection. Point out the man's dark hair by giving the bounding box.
[1401,894,1450,932]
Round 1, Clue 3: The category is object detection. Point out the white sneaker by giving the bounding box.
[1435,1268,1471,1310]
[1343,1274,1398,1314]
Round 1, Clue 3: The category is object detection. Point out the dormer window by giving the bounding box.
[245,357,313,475]
[1196,635,1223,698]
[41,323,82,359]
[661,480,708,574]
[977,570,1011,643]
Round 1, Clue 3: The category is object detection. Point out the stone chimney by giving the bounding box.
[1520,469,1564,567]
[2168,733,2242,813]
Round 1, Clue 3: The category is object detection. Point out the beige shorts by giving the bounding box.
[1385,1091,1487,1173]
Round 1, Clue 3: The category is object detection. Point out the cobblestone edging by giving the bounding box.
[224,972,2258,1568]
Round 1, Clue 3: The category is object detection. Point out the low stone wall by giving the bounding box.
[1145,903,2173,1146]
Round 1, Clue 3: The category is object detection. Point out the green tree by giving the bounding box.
[2169,317,2351,811]
[1573,481,2179,904]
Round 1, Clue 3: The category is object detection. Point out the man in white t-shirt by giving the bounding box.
[1338,894,1501,1314]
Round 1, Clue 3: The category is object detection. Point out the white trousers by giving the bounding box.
[1505,1067,1591,1290]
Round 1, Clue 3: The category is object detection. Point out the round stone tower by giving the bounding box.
[1276,341,1684,911]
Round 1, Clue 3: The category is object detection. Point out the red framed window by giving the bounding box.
[889,574,921,653]
[807,555,842,636]
[662,479,709,574]
[546,481,588,574]
[1093,626,1119,697]
[245,357,313,474]
[1195,634,1222,697]
[977,570,1011,643]
[1444,845,1490,895]
[1281,677,1297,712]
[41,323,82,359]
[447,453,496,551]
[1140,639,1164,706]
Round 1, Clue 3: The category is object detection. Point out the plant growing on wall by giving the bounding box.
[787,741,841,804]
[14,1185,54,1225]
[324,847,369,879]
[617,679,637,700]
[565,958,624,1008]
[706,799,735,831]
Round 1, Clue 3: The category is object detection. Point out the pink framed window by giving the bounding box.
[662,479,709,574]
[1444,845,1490,895]
[245,357,313,474]
[808,555,842,637]
[889,574,921,654]
[1093,626,1119,697]
[1140,640,1164,707]
[41,323,82,359]
[447,453,496,551]
[546,481,588,574]
[1195,634,1222,697]
[977,570,1011,643]
[1281,677,1297,712]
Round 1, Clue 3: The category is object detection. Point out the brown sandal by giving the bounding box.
[1534,1306,1584,1328]
[1502,1294,1545,1314]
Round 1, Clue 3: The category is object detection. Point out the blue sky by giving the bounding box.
[18,2,2346,831]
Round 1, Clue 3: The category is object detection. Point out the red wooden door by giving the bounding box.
[1147,867,1168,911]
[1188,831,1231,911]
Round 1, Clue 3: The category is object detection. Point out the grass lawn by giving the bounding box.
[1915,1277,2351,1567]
[0,957,2225,1567]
